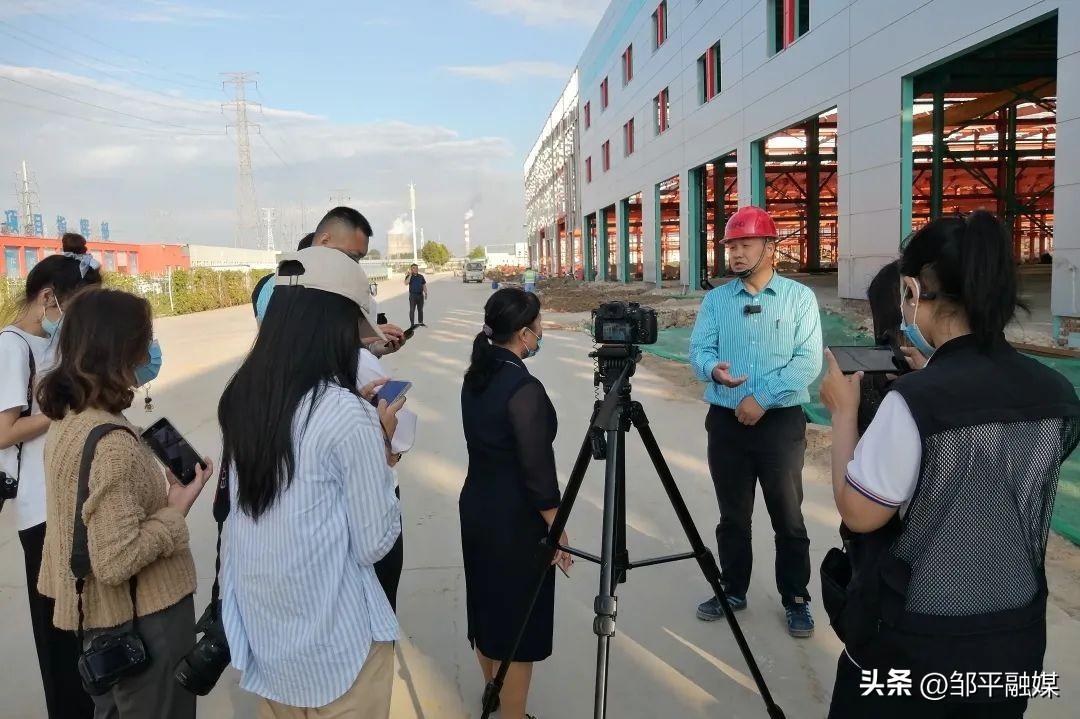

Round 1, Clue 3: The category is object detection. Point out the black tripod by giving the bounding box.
[480,344,786,719]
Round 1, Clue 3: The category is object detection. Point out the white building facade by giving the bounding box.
[537,0,1079,339]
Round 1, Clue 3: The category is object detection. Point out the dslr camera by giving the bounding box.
[77,630,150,695]
[592,301,658,346]
[0,469,17,500]
[175,600,231,696]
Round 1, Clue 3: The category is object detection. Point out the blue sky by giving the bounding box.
[0,0,607,251]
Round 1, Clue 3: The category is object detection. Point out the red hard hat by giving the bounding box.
[723,206,778,242]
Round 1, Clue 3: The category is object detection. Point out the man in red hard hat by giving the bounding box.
[688,205,823,638]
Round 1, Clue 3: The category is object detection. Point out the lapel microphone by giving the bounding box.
[744,304,762,316]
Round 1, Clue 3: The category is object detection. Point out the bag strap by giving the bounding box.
[209,449,231,616]
[0,330,36,513]
[70,423,138,643]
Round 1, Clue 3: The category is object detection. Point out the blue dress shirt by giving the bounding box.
[688,273,823,410]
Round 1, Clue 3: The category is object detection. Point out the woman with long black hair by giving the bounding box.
[820,211,1080,718]
[1,233,100,718]
[460,287,570,719]
[219,247,405,717]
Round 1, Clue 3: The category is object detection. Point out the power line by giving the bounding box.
[0,95,222,135]
[12,1,218,91]
[259,132,293,169]
[0,22,222,114]
[0,59,224,117]
[0,74,222,133]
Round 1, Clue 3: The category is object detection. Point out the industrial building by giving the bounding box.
[525,0,1080,341]
[524,73,580,274]
[486,242,531,268]
[0,235,278,278]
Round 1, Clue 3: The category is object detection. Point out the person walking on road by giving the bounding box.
[406,264,427,327]
[688,206,823,638]
[522,266,539,294]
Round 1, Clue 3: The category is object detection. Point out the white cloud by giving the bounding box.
[0,65,522,253]
[444,61,572,84]
[470,0,608,26]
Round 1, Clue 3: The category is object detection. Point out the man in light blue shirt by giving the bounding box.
[688,206,822,639]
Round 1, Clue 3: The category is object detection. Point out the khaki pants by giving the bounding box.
[258,642,394,719]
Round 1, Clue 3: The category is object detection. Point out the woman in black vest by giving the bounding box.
[820,211,1080,718]
[460,287,571,719]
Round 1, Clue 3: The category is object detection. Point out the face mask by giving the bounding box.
[523,328,543,359]
[134,339,163,387]
[899,279,936,358]
[41,296,62,338]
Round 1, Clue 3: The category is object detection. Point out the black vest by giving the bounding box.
[852,335,1080,699]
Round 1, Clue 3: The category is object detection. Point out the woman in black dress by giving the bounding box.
[460,287,571,719]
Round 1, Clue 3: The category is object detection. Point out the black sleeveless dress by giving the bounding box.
[460,347,560,661]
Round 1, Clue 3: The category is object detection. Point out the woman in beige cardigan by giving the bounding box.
[37,287,212,719]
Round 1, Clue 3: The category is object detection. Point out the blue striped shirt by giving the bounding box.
[222,384,401,707]
[688,273,823,409]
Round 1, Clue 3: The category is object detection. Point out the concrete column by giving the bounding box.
[615,199,628,283]
[1051,1,1080,338]
[642,185,658,286]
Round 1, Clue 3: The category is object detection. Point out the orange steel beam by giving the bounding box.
[913,79,1055,135]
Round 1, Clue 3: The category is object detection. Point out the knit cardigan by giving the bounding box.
[38,408,197,631]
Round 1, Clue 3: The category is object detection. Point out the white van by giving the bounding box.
[464,261,486,283]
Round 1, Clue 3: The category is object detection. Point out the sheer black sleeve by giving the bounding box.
[508,380,561,511]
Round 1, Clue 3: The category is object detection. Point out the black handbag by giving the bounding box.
[71,424,151,696]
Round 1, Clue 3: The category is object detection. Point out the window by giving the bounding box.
[104,251,116,271]
[4,247,18,277]
[584,101,591,129]
[602,141,611,172]
[654,87,670,134]
[129,252,138,274]
[23,247,38,272]
[586,156,593,183]
[770,0,810,54]
[622,44,633,85]
[697,41,721,104]
[623,118,635,156]
[652,1,668,50]
[600,77,609,110]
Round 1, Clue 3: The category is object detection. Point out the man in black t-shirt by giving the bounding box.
[405,264,427,327]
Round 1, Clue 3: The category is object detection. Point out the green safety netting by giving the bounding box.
[640,311,1080,546]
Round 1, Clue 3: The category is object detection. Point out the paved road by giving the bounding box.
[2,275,1077,718]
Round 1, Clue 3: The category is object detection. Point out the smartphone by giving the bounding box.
[829,345,901,374]
[140,418,205,485]
[373,380,412,406]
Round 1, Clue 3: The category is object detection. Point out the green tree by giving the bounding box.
[420,241,451,267]
[366,248,382,259]
[468,245,486,260]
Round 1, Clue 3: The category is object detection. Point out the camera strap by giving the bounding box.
[0,330,35,513]
[210,451,231,617]
[71,423,139,644]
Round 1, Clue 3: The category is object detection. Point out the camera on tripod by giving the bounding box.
[591,301,658,345]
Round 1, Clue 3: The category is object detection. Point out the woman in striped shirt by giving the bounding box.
[218,247,406,717]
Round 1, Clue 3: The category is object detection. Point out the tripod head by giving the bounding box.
[590,344,642,399]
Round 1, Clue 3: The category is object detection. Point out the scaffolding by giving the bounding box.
[909,17,1057,261]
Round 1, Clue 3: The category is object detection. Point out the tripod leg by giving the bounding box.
[632,406,787,719]
[614,429,628,586]
[592,427,621,719]
[481,430,594,719]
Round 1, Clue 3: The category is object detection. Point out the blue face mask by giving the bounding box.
[41,296,62,338]
[524,328,543,359]
[899,280,936,359]
[134,339,162,386]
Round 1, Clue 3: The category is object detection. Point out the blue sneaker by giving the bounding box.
[785,599,815,638]
[696,593,747,621]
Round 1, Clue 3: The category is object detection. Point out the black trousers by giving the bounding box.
[18,522,95,719]
[828,652,1029,718]
[705,404,810,607]
[409,293,425,325]
[373,486,404,611]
